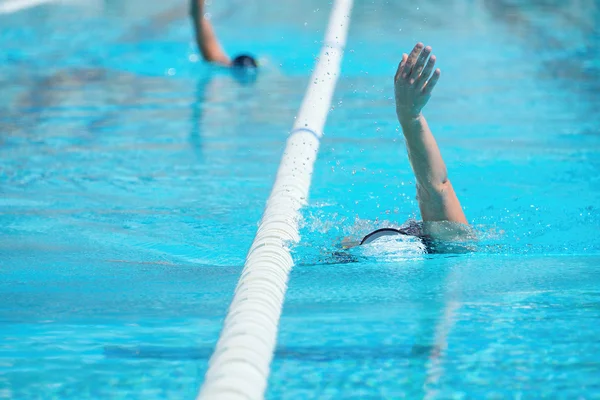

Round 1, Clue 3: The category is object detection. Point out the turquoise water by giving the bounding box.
[1,0,599,398]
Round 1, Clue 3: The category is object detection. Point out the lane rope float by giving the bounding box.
[197,1,353,398]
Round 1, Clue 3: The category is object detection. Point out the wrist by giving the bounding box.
[397,110,423,126]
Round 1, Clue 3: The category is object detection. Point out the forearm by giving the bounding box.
[190,0,230,65]
[399,114,467,224]
[400,114,447,190]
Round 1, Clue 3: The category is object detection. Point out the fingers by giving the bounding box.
[410,46,431,82]
[416,54,436,87]
[403,43,424,78]
[422,68,441,95]
[397,43,440,94]
[395,53,408,82]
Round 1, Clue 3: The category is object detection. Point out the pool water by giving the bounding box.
[1,0,599,398]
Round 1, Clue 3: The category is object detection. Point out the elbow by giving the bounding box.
[417,178,452,200]
[433,177,451,195]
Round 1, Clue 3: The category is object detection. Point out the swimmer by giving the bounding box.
[354,43,471,252]
[190,0,258,69]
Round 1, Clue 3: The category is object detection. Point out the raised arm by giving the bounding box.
[394,43,467,226]
[190,0,231,66]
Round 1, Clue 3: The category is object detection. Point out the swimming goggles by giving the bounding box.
[360,228,409,245]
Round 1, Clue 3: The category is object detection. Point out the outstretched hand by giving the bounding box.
[394,43,440,122]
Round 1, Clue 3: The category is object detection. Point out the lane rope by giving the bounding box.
[197,0,353,398]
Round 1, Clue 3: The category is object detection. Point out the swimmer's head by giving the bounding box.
[230,54,259,85]
[231,54,258,69]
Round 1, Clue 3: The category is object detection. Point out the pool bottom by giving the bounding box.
[269,254,600,399]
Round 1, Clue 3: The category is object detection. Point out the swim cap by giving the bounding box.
[359,226,429,255]
[231,54,258,69]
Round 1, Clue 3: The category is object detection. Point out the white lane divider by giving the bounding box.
[197,0,353,399]
[0,0,57,14]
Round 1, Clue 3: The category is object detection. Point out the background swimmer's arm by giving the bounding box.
[394,43,467,227]
[190,0,231,66]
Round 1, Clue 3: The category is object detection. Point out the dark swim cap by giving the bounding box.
[231,54,258,68]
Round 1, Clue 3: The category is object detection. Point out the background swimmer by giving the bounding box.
[190,0,258,69]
